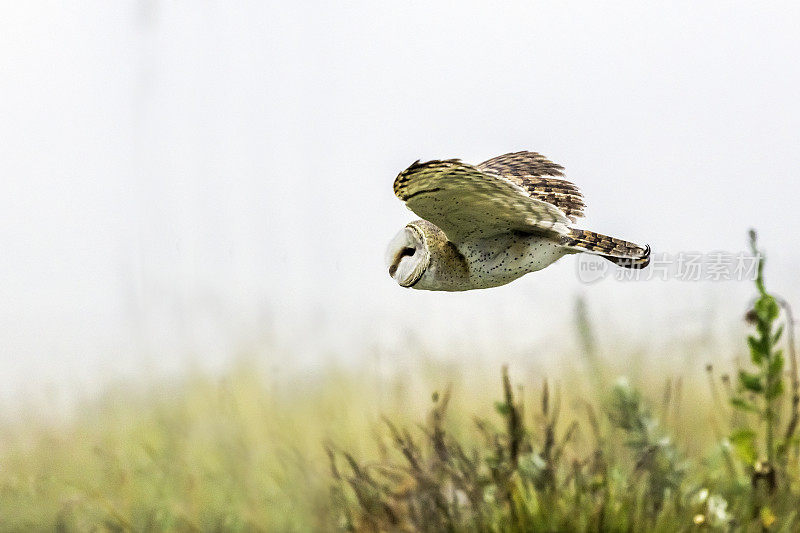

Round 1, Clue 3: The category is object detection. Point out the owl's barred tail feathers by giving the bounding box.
[561,229,651,269]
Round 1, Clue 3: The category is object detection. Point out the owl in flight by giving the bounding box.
[386,151,650,291]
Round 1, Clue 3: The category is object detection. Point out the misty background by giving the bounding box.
[2,2,799,405]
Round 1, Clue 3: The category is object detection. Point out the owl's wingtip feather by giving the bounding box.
[612,243,651,269]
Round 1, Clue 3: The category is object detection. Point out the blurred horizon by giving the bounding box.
[2,1,800,404]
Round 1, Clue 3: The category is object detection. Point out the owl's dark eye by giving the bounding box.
[389,247,416,277]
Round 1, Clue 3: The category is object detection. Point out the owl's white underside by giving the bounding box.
[417,232,568,291]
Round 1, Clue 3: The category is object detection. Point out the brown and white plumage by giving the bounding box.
[387,151,650,291]
[477,151,585,221]
[394,158,570,241]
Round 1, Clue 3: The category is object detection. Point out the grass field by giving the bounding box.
[2,234,799,532]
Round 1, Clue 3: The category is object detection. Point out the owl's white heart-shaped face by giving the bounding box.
[385,226,430,288]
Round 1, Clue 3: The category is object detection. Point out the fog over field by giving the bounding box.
[2,2,800,402]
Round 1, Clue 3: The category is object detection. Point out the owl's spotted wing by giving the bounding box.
[477,151,585,222]
[394,159,570,243]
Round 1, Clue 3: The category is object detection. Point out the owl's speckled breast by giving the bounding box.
[459,233,567,289]
[407,220,568,292]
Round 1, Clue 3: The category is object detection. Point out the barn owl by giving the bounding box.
[386,151,650,291]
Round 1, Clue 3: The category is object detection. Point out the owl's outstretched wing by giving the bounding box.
[477,151,585,222]
[393,158,570,243]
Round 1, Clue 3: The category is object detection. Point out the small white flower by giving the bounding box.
[531,453,547,470]
[693,488,709,505]
[707,495,731,526]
